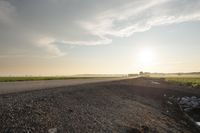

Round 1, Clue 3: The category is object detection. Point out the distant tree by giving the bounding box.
[128,74,138,77]
[139,71,143,75]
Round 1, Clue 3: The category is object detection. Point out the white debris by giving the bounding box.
[151,81,160,85]
[183,108,191,112]
[48,128,57,133]
[196,122,200,126]
[167,101,173,105]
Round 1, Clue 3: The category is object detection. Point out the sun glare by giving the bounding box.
[138,48,155,67]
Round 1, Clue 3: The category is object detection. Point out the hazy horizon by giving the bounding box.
[1,0,200,76]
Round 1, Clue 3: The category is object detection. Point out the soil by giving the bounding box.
[0,77,200,133]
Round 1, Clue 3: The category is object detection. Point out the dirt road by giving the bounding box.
[0,77,200,133]
[0,78,124,94]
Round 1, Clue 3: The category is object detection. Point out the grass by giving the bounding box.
[165,77,200,88]
[149,73,200,88]
[0,76,111,82]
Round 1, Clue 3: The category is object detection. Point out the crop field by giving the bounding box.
[165,77,200,88]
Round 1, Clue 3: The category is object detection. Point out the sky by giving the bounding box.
[0,0,200,76]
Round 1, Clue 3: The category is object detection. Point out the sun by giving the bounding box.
[138,48,155,67]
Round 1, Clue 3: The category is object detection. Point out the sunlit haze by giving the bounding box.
[0,0,200,76]
[137,47,156,68]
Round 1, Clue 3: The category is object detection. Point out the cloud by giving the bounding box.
[37,37,66,57]
[0,0,15,24]
[54,36,112,46]
[72,0,200,45]
[36,36,111,57]
[32,0,200,47]
[1,0,200,57]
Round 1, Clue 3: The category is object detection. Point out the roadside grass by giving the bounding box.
[165,77,200,88]
[0,76,111,82]
[149,74,200,88]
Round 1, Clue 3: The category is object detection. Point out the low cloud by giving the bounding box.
[37,37,66,57]
[54,36,112,46]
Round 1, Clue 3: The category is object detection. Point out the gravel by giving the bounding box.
[0,78,199,133]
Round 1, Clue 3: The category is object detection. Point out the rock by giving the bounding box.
[191,96,197,99]
[191,101,198,106]
[181,104,190,108]
[48,128,57,133]
[176,97,180,101]
[141,125,149,133]
[180,97,189,104]
[68,109,73,113]
[184,108,191,112]
[127,128,141,133]
[167,101,173,105]
[179,96,200,113]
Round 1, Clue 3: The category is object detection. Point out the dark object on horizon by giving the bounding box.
[139,71,144,75]
[128,74,138,77]
[139,71,150,76]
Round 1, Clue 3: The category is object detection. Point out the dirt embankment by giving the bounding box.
[0,77,200,133]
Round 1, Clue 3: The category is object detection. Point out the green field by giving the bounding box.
[0,76,107,82]
[165,77,200,88]
[149,73,200,88]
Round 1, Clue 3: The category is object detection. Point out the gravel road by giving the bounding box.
[0,77,200,133]
[0,78,124,95]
